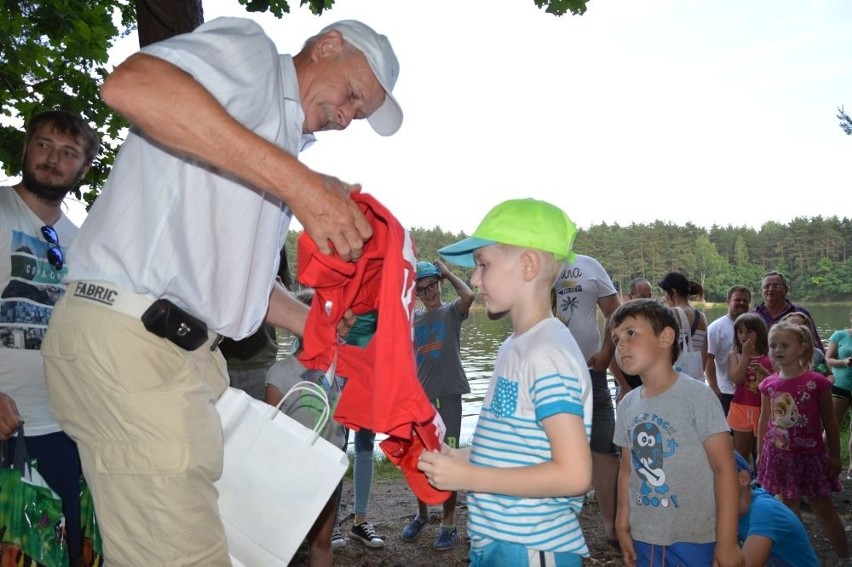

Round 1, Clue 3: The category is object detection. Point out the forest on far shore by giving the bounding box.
[285,215,852,303]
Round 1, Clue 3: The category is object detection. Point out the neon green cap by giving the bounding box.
[438,198,577,267]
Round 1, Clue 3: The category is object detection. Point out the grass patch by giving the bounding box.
[341,453,404,481]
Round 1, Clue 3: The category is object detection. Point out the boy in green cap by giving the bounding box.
[417,198,593,566]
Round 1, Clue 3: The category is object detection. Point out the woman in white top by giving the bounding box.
[659,272,708,378]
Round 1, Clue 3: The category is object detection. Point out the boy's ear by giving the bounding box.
[519,249,540,282]
[659,326,676,349]
[737,469,751,487]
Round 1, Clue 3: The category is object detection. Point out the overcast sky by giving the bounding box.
[62,0,852,233]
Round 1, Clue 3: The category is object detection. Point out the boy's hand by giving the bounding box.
[434,259,450,278]
[417,448,471,492]
[336,308,356,339]
[615,529,636,567]
[713,542,745,566]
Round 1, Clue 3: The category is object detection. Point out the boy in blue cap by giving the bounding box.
[400,260,474,550]
[417,198,593,566]
[734,451,820,567]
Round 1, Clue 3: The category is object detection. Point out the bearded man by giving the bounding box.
[0,109,99,564]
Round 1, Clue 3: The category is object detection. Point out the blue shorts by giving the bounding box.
[469,540,582,567]
[633,540,715,567]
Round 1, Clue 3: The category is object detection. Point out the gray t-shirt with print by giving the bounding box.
[614,374,729,545]
[413,300,469,399]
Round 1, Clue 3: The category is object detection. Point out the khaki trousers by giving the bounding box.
[43,291,230,566]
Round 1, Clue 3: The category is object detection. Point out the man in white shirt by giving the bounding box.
[42,18,403,566]
[553,254,622,544]
[1,110,99,565]
[706,285,752,415]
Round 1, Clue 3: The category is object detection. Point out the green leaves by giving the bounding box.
[0,0,134,199]
[237,0,336,17]
[534,0,589,16]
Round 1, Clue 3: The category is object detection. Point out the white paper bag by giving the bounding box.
[215,384,349,566]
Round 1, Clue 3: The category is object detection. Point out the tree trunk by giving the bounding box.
[136,0,204,47]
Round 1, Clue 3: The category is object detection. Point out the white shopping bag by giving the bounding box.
[215,383,349,566]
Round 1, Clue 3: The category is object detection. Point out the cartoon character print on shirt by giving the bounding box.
[554,264,584,326]
[745,355,771,395]
[766,392,799,450]
[1,229,68,351]
[414,317,447,367]
[629,417,680,509]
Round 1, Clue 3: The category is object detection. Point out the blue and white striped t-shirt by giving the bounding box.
[468,317,593,556]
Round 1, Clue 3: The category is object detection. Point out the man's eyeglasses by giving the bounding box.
[415,281,439,296]
[41,225,64,271]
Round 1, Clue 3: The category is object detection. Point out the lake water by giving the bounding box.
[280,302,851,450]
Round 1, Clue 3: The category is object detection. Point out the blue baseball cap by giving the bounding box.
[415,261,440,280]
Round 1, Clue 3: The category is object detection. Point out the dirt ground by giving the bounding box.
[289,476,852,566]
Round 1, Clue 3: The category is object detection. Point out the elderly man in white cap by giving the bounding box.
[42,17,403,566]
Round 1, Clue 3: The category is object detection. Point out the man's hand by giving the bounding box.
[0,393,22,440]
[290,174,372,261]
[588,349,611,374]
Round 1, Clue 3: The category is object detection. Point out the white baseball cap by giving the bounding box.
[318,20,403,136]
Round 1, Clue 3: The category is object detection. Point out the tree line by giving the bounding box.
[285,215,852,303]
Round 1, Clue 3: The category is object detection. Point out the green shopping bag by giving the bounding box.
[0,426,68,567]
[79,477,102,567]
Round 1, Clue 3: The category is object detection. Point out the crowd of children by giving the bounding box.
[265,197,849,567]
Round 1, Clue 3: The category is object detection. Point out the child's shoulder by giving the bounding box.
[511,319,587,371]
[673,373,715,394]
[803,369,832,387]
[523,318,584,355]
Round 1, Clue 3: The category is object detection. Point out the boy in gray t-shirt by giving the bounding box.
[610,299,742,567]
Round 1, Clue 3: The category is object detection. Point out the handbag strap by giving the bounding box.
[0,424,31,478]
[690,308,702,336]
[274,380,331,444]
[674,308,695,352]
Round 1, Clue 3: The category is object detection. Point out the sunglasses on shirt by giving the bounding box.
[41,225,64,271]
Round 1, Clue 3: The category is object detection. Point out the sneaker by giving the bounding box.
[433,527,457,551]
[350,521,385,548]
[330,525,347,549]
[401,515,428,542]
